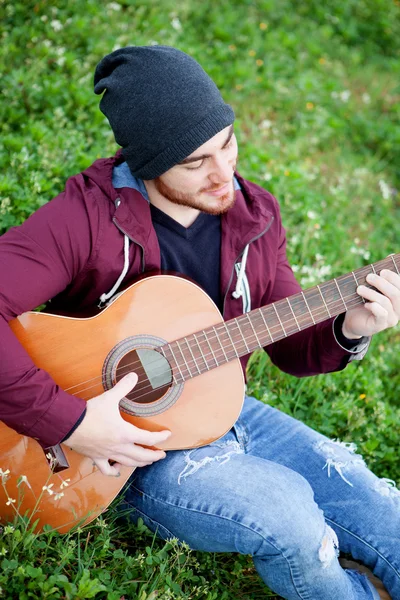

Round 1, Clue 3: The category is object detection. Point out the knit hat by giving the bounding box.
[94,46,235,179]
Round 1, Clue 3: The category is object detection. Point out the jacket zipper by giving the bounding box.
[222,216,275,316]
[112,217,146,273]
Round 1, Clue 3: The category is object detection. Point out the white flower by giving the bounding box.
[339,90,351,102]
[331,90,351,102]
[0,468,10,483]
[262,173,272,181]
[51,20,63,32]
[60,478,70,489]
[362,93,371,104]
[108,2,122,9]
[260,119,272,129]
[5,498,16,505]
[379,179,391,200]
[54,492,65,501]
[171,17,182,31]
[307,210,317,220]
[42,484,54,496]
[17,475,31,489]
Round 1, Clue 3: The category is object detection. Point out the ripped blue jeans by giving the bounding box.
[123,396,400,600]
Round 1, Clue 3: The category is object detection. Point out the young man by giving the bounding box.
[1,46,399,600]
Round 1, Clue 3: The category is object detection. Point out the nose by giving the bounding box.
[209,155,234,184]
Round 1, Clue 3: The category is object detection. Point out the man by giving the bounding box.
[1,46,399,599]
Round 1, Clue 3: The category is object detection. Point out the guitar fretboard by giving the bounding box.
[160,254,400,383]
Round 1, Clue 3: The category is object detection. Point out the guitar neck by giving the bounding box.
[162,254,400,383]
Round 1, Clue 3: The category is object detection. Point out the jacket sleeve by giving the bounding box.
[263,209,368,377]
[0,177,99,447]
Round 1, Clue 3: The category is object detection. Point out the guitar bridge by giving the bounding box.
[43,444,70,472]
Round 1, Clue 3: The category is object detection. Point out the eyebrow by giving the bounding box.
[178,125,234,165]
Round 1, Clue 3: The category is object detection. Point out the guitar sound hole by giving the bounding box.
[115,348,172,404]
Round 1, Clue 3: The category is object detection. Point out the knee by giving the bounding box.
[239,469,332,563]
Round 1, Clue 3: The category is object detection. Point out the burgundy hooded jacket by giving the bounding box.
[0,152,362,447]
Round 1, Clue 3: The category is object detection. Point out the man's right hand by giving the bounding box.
[63,372,171,476]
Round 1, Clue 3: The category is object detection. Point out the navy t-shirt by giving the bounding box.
[112,162,226,312]
[150,203,222,311]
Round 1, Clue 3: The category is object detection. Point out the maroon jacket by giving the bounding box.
[0,152,356,447]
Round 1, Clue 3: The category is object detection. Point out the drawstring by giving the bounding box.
[98,234,130,308]
[232,244,249,299]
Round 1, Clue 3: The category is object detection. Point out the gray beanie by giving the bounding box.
[94,46,235,179]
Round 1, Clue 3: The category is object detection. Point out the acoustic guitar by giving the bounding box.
[0,254,399,532]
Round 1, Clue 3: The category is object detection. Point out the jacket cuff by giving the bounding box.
[26,390,87,448]
[333,314,370,361]
[61,408,87,443]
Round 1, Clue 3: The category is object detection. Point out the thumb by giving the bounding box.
[108,372,138,402]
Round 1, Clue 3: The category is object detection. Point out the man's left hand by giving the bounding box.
[342,269,400,339]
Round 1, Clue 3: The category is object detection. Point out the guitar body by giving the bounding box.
[0,275,244,532]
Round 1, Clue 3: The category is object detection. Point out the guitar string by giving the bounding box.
[66,284,368,397]
[66,292,367,400]
[65,292,366,401]
[62,259,399,399]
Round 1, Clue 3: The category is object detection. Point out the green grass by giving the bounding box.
[1,0,400,597]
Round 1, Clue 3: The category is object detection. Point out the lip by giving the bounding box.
[205,183,231,197]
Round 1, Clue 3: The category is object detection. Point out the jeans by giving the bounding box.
[123,396,400,600]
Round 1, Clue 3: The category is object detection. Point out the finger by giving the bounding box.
[380,269,400,289]
[357,284,392,308]
[107,372,138,402]
[110,455,161,468]
[363,301,388,322]
[365,273,400,301]
[126,426,171,447]
[111,445,166,464]
[93,457,121,477]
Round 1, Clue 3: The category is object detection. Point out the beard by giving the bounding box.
[153,174,236,216]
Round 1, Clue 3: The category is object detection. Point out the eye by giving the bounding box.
[185,160,204,170]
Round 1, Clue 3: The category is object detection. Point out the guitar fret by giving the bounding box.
[272,303,287,337]
[224,323,240,358]
[287,298,301,331]
[301,292,316,324]
[352,271,365,304]
[168,343,185,381]
[389,254,400,275]
[162,254,400,380]
[203,331,219,367]
[317,285,331,317]
[184,336,201,375]
[258,308,274,342]
[234,318,250,352]
[213,326,229,362]
[193,333,210,371]
[334,278,347,310]
[176,339,193,378]
[246,314,262,346]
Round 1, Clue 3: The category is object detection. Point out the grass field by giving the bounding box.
[1,0,400,598]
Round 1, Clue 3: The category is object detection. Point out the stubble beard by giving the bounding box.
[153,176,236,216]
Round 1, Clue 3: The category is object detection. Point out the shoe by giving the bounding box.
[339,558,391,600]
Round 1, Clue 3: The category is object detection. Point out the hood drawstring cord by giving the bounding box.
[98,234,130,308]
[232,244,249,300]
